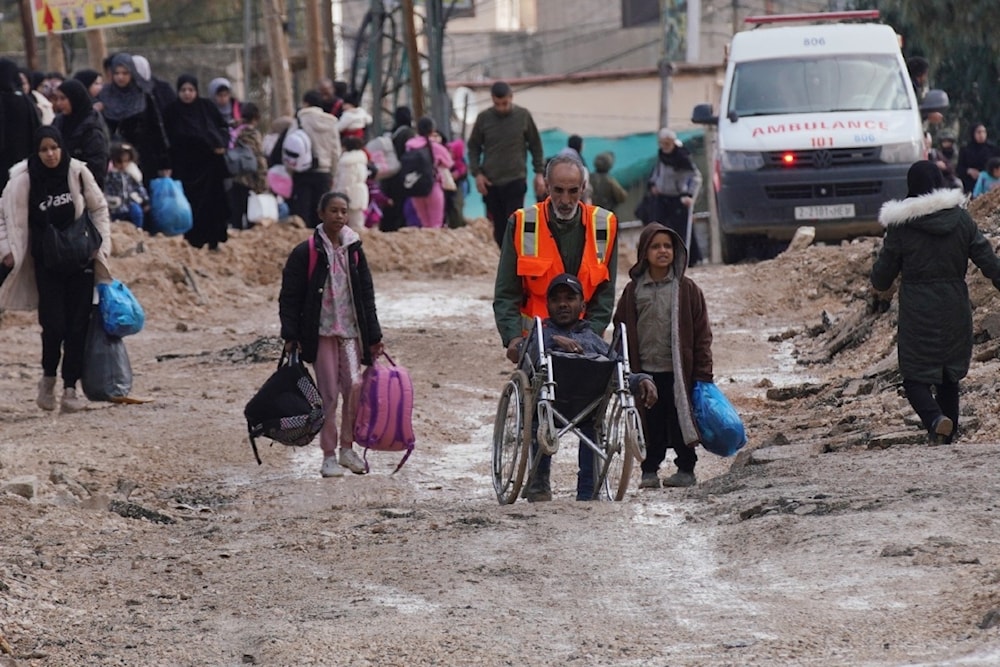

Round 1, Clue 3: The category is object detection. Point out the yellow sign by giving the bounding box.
[33,0,150,36]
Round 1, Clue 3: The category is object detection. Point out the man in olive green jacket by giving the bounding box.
[467,81,546,247]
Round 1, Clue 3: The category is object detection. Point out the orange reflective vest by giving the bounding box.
[512,201,616,332]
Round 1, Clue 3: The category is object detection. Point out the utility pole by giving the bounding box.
[369,0,384,135]
[657,0,673,129]
[424,0,450,135]
[263,0,294,118]
[322,0,335,83]
[400,0,425,118]
[85,29,107,72]
[18,0,39,71]
[686,0,701,63]
[304,0,323,86]
[46,33,65,74]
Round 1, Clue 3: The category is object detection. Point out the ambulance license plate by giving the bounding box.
[794,204,855,220]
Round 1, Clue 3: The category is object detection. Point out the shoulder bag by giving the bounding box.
[42,174,103,274]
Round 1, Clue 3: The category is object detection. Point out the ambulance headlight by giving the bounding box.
[720,150,765,171]
[880,140,923,164]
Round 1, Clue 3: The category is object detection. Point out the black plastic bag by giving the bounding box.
[82,307,132,401]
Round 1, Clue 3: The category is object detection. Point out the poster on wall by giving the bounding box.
[32,0,150,36]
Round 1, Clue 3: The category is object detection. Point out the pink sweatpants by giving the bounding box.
[314,336,362,457]
[410,184,445,228]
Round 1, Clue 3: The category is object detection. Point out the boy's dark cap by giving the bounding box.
[547,273,583,297]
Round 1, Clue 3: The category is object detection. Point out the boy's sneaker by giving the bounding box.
[662,470,697,488]
[929,415,954,445]
[639,471,661,489]
[320,456,346,478]
[338,448,368,475]
[525,470,552,502]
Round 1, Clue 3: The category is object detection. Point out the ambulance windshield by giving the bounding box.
[729,54,912,117]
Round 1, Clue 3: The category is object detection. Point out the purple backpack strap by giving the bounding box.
[307,236,318,280]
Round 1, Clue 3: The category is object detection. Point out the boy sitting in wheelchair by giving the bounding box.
[518,274,657,501]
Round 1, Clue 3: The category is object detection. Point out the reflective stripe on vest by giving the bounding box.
[587,206,612,264]
[519,205,541,258]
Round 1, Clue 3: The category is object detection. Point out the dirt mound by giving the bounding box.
[743,203,1000,450]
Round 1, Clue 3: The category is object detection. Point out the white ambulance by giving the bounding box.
[692,11,946,263]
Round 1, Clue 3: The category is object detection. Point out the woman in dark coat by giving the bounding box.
[955,123,1000,194]
[162,74,231,250]
[53,79,110,188]
[97,53,169,185]
[0,58,42,193]
[871,160,1000,444]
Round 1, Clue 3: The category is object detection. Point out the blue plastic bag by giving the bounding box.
[149,178,193,236]
[692,381,747,457]
[98,280,145,337]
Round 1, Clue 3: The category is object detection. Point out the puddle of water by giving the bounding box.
[723,327,821,387]
[379,292,492,328]
[360,583,439,614]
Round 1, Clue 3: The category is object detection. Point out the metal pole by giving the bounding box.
[425,0,451,135]
[243,0,252,100]
[686,0,700,63]
[370,0,384,135]
[658,0,671,129]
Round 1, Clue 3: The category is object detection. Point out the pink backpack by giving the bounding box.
[353,351,415,473]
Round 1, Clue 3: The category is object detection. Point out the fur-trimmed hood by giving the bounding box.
[878,188,968,233]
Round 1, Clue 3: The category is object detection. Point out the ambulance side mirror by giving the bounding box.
[692,104,718,125]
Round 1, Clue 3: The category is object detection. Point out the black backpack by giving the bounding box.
[244,350,325,464]
[398,142,435,197]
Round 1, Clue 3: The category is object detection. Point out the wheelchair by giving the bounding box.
[491,317,646,504]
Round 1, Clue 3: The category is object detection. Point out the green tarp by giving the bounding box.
[461,127,704,219]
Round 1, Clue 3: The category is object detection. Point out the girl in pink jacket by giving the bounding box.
[403,116,454,229]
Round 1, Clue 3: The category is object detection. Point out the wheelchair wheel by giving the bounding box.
[492,370,531,504]
[594,396,634,501]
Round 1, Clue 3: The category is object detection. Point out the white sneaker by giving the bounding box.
[338,448,368,475]
[320,456,346,478]
[60,387,87,413]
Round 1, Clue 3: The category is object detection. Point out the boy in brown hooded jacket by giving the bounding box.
[613,223,713,488]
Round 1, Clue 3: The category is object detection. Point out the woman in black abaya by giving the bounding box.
[163,74,231,250]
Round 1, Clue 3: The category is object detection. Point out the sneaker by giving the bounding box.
[525,470,552,503]
[60,387,87,413]
[37,376,57,411]
[639,471,661,489]
[929,415,954,445]
[320,456,346,478]
[662,470,697,488]
[338,448,368,475]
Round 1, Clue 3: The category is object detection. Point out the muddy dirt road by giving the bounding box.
[2,221,1000,666]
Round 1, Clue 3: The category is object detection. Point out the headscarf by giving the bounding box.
[72,68,101,92]
[207,77,231,99]
[28,126,74,230]
[55,79,93,138]
[132,55,151,83]
[97,53,147,122]
[166,74,227,149]
[0,58,20,93]
[906,160,945,198]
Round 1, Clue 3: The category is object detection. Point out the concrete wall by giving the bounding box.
[455,66,723,137]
